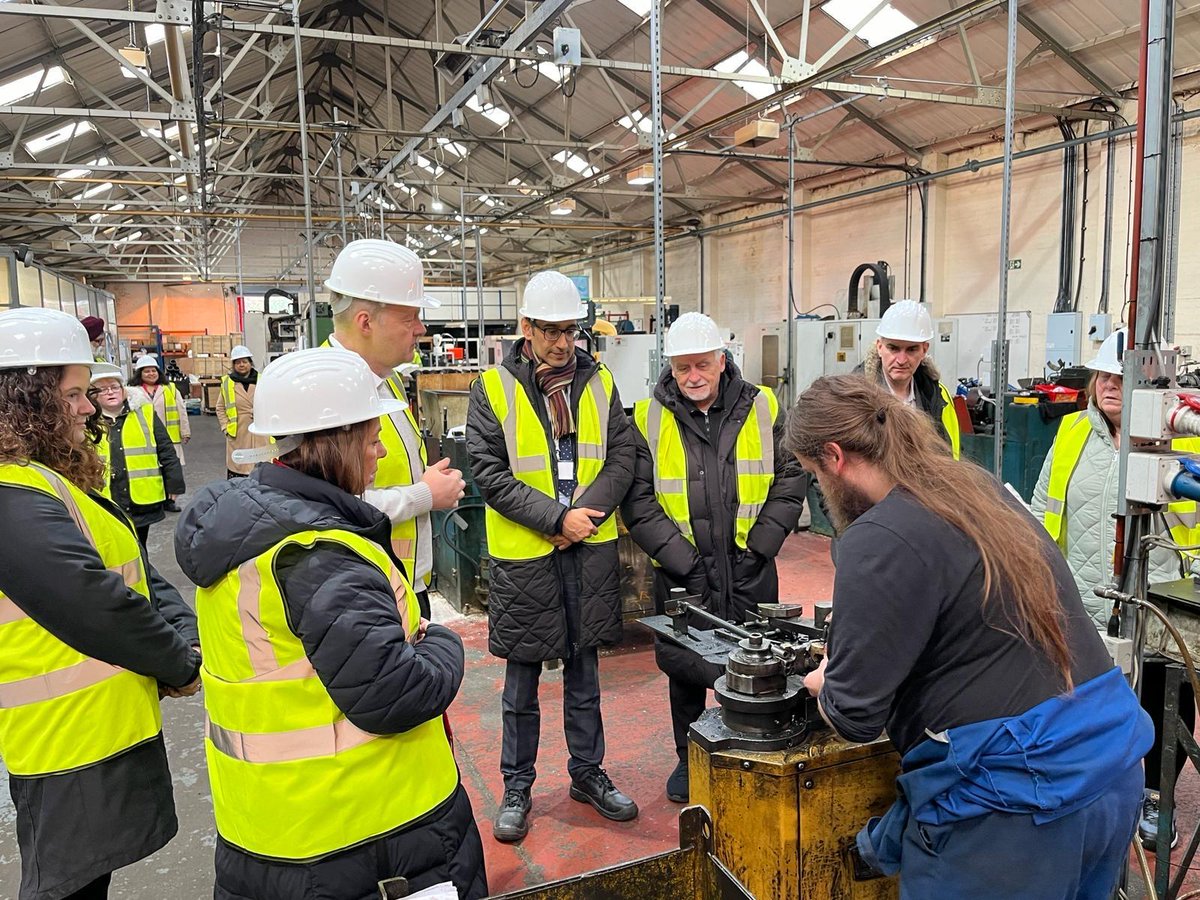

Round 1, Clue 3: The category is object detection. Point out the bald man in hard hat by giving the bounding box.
[622,312,806,804]
[324,239,466,620]
[858,300,960,458]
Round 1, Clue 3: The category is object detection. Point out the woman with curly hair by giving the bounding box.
[0,308,202,900]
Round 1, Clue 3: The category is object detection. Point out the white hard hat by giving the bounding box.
[324,239,441,309]
[664,312,724,357]
[876,300,934,343]
[89,363,124,385]
[1086,328,1125,376]
[0,307,97,370]
[519,271,587,321]
[230,345,253,361]
[248,348,408,438]
[134,354,160,370]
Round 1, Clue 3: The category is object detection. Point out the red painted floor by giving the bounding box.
[445,529,1200,897]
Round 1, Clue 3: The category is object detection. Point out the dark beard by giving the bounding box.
[816,469,875,533]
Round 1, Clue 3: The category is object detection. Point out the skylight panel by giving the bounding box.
[0,66,66,106]
[618,110,652,135]
[416,154,445,177]
[714,51,776,101]
[436,138,469,158]
[25,121,95,156]
[552,150,597,177]
[615,0,651,16]
[822,0,918,47]
[466,95,511,127]
[58,157,109,182]
[75,181,113,201]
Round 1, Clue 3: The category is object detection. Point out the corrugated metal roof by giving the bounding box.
[0,0,1193,279]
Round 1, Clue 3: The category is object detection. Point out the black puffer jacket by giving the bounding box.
[174,464,486,900]
[622,360,808,623]
[96,404,185,528]
[466,340,635,662]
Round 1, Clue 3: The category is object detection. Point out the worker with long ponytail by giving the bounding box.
[787,374,1150,900]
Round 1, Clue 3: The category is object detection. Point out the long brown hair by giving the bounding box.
[277,419,375,495]
[0,366,106,492]
[786,375,1073,689]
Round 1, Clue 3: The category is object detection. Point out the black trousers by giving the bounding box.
[499,552,605,791]
[134,524,150,548]
[1142,654,1196,790]
[64,872,112,899]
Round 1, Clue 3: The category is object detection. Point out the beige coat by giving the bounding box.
[215,377,271,475]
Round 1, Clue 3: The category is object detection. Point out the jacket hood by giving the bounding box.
[863,340,941,383]
[175,464,392,588]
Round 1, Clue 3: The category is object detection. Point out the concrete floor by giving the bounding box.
[1,411,1198,897]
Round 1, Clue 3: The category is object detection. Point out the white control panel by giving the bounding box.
[1130,388,1200,440]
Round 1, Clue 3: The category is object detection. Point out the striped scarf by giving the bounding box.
[523,340,577,438]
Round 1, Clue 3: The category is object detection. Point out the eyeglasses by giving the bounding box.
[531,322,581,343]
[93,384,124,395]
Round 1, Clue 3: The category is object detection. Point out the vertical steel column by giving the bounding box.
[650,0,666,368]
[460,189,469,326]
[1163,102,1183,342]
[475,226,485,363]
[292,0,318,342]
[992,0,1019,476]
[1099,128,1116,313]
[334,115,348,245]
[786,116,798,408]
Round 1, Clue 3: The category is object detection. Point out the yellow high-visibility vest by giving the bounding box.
[480,365,617,560]
[320,340,429,583]
[1042,410,1200,547]
[96,406,167,506]
[939,383,962,460]
[375,373,428,584]
[634,386,778,552]
[0,462,160,776]
[221,376,238,438]
[197,528,458,861]
[156,382,183,444]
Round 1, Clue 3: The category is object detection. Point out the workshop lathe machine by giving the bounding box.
[640,590,901,900]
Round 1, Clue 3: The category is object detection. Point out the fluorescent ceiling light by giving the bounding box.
[549,198,576,216]
[0,66,66,106]
[436,137,469,158]
[118,45,149,79]
[113,230,143,245]
[466,95,511,127]
[88,202,125,223]
[552,150,597,177]
[25,120,95,156]
[478,194,496,208]
[615,0,652,16]
[715,50,776,101]
[822,0,918,47]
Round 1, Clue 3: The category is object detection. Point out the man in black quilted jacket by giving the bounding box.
[466,271,637,843]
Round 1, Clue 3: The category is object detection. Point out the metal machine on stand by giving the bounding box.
[639,591,900,900]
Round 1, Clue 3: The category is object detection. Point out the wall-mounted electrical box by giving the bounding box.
[1045,312,1083,368]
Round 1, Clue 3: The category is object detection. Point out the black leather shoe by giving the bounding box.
[666,759,689,803]
[492,788,531,843]
[569,768,638,822]
[162,499,181,512]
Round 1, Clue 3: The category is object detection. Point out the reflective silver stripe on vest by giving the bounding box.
[206,714,378,764]
[124,410,158,463]
[734,391,775,526]
[235,561,276,677]
[495,368,548,474]
[577,376,610,460]
[385,376,425,485]
[1165,509,1200,529]
[644,400,667,496]
[0,656,123,708]
[1044,497,1065,515]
